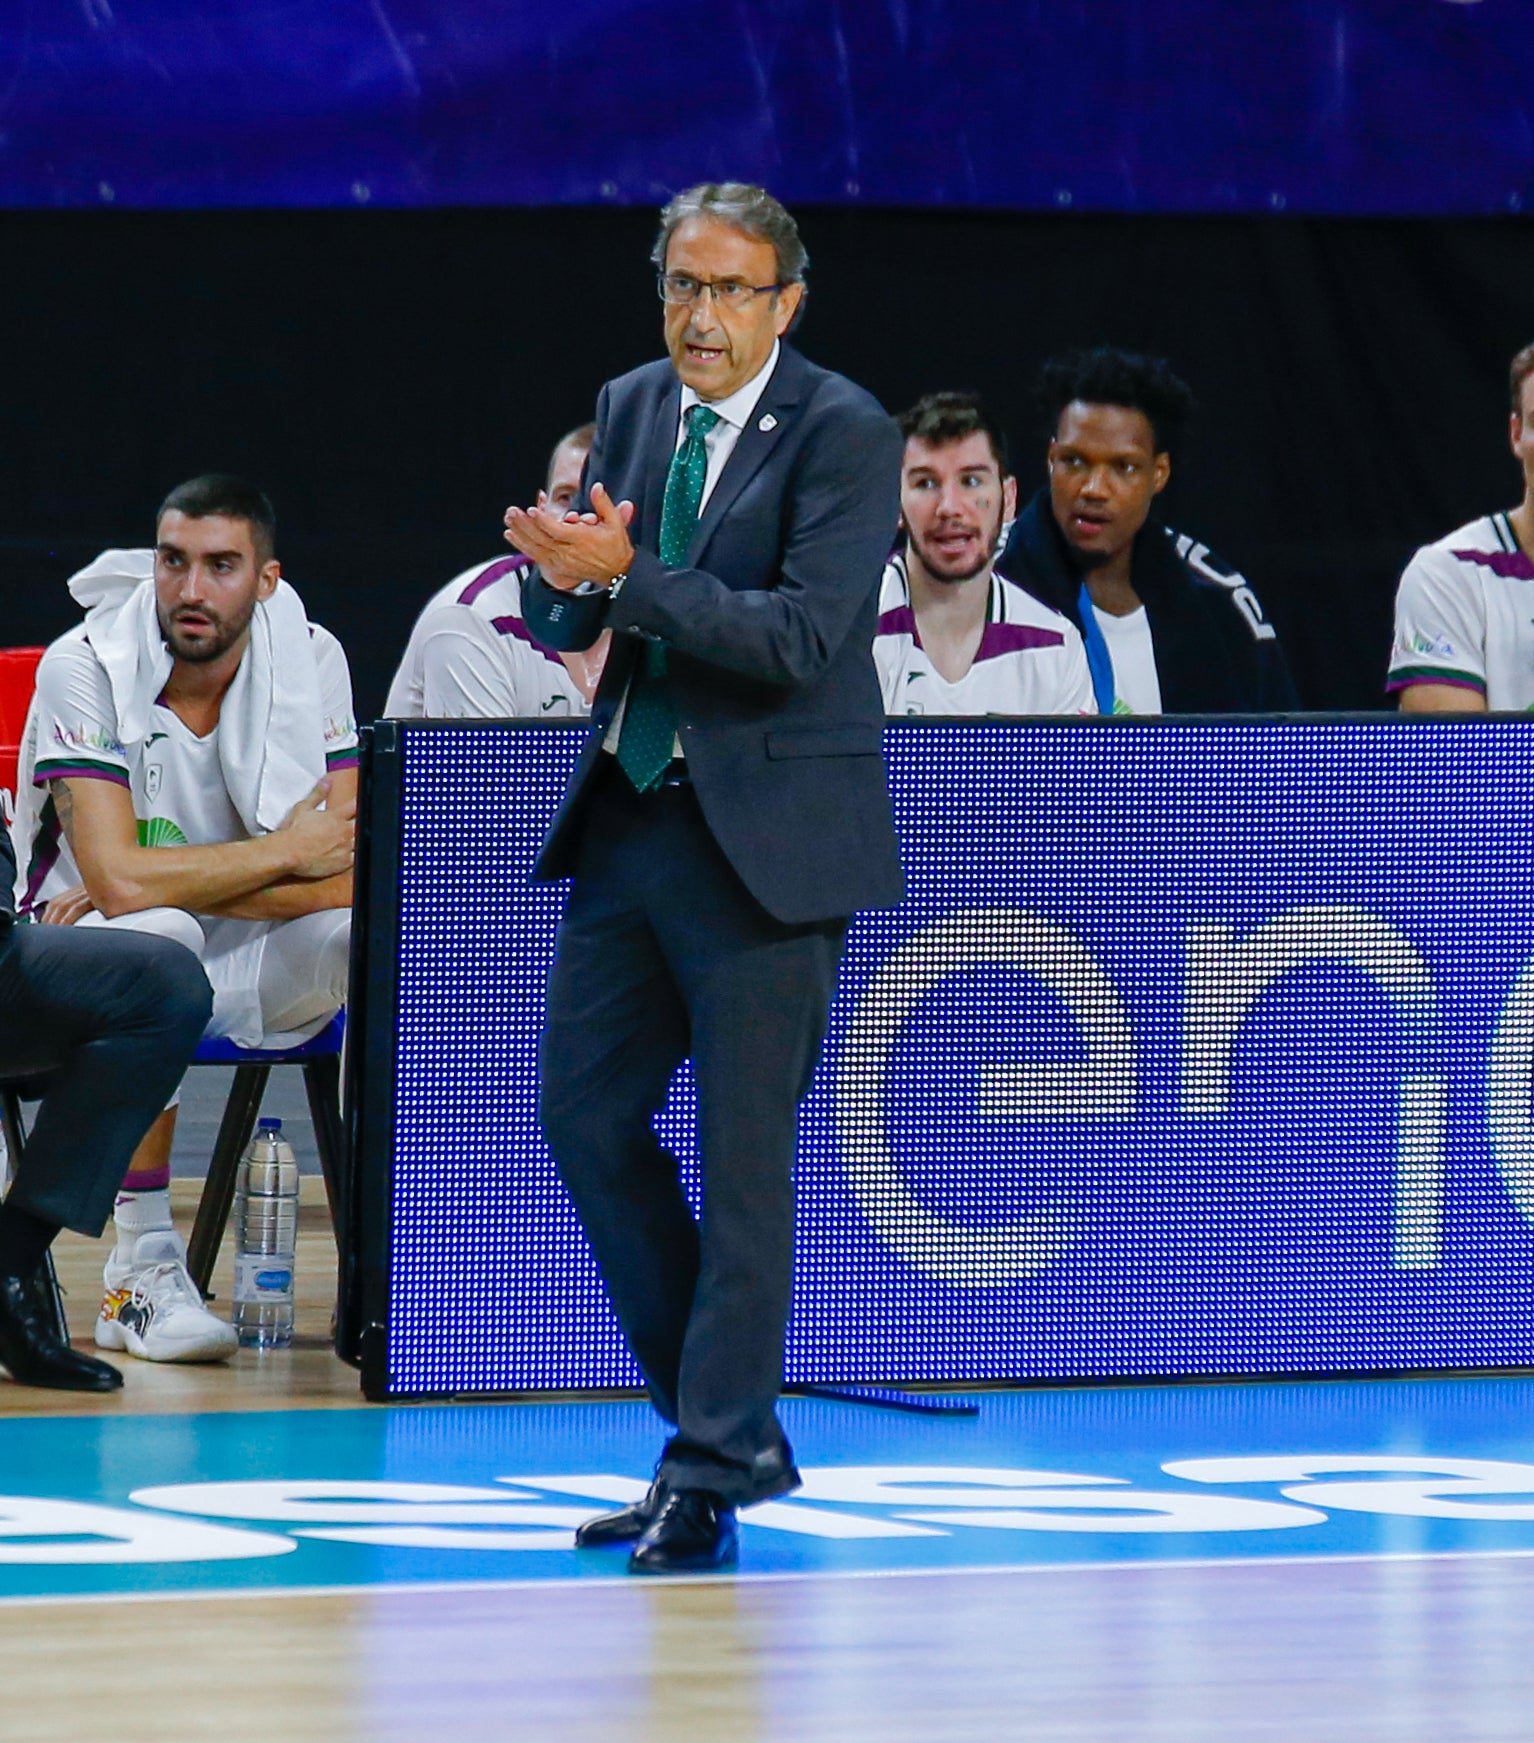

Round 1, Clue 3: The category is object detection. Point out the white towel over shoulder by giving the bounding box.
[68,549,327,833]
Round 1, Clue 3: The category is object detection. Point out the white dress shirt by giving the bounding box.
[677,338,781,510]
[605,340,783,756]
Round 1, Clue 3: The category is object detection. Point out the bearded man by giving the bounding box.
[875,391,1094,716]
[12,475,357,1363]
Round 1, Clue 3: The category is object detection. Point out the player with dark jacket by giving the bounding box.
[1000,348,1297,714]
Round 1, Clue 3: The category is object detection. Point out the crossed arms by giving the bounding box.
[42,773,356,925]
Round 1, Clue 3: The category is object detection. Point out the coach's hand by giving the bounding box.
[280,780,357,880]
[504,484,635,590]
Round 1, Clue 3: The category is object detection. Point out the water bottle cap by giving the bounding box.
[257,1117,283,1132]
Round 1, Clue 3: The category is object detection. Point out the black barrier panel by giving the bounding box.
[348,719,1534,1397]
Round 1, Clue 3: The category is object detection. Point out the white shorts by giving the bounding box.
[77,907,350,1050]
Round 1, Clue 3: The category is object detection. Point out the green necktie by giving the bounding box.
[615,402,721,793]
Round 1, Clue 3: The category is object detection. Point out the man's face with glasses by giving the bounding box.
[659,217,802,402]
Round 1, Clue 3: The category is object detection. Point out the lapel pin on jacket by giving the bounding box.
[758,413,778,432]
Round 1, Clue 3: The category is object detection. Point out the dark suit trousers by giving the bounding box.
[539,762,846,1507]
[0,925,212,1235]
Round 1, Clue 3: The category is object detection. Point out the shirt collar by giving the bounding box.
[679,339,781,432]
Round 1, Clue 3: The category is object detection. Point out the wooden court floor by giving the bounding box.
[2,1189,1533,1741]
[0,1179,358,1420]
[4,1548,1534,1741]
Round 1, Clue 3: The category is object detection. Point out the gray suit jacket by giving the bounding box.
[522,343,904,925]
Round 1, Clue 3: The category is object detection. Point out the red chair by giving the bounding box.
[0,648,45,811]
[0,647,44,739]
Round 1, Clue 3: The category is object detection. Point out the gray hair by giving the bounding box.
[650,182,809,289]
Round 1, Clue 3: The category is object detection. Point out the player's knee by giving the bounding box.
[147,907,208,958]
[321,911,352,1003]
[84,905,208,958]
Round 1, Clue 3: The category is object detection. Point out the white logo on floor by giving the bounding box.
[4,1457,1534,1565]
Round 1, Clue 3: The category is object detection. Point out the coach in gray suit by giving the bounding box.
[510,182,902,1574]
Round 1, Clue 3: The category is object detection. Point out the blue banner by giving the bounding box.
[376,720,1534,1396]
[2,2,1529,215]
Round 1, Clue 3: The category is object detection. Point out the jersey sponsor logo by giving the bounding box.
[1405,629,1459,659]
[50,721,124,758]
[137,817,189,848]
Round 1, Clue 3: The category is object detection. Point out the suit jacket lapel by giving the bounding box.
[686,348,808,567]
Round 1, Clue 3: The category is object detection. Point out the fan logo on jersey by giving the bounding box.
[137,817,189,848]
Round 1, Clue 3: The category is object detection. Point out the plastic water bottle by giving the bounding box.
[232,1117,298,1349]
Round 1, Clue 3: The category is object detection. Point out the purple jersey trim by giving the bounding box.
[877,605,921,643]
[325,748,360,770]
[1449,547,1534,581]
[33,757,130,788]
[458,556,529,607]
[490,612,566,668]
[20,797,63,914]
[877,605,1064,665]
[974,621,1066,662]
[1384,667,1486,695]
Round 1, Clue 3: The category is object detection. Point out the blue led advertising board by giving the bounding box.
[349,720,1534,1397]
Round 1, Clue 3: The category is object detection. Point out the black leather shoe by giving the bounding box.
[574,1477,666,1548]
[628,1489,738,1575]
[0,1274,122,1392]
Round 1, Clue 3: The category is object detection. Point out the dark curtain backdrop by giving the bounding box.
[2,207,1531,717]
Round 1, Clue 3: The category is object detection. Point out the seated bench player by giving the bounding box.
[1388,341,1534,711]
[386,423,609,717]
[876,392,1095,716]
[11,475,357,1363]
[1000,348,1298,713]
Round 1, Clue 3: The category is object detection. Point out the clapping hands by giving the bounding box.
[504,483,636,592]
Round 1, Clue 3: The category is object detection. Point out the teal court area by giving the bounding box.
[5,1376,1534,1605]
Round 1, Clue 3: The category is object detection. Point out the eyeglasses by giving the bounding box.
[656,272,783,309]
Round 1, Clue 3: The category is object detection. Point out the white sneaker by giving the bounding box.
[95,1230,238,1363]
